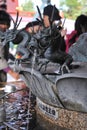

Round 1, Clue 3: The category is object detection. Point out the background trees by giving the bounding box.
[21,0,34,12]
[21,0,87,20]
[60,0,87,19]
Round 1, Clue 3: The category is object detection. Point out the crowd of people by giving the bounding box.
[0,3,87,92]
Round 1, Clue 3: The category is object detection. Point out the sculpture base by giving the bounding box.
[36,98,87,130]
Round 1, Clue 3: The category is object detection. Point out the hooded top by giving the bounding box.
[0,10,11,27]
[43,5,61,22]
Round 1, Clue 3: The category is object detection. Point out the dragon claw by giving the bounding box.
[61,64,71,74]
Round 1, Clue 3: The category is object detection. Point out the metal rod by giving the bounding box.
[3,122,18,130]
[0,80,24,85]
[0,88,28,99]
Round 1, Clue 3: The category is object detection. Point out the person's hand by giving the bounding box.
[16,45,29,60]
[60,28,67,37]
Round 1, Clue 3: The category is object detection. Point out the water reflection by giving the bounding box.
[0,81,36,130]
[0,81,72,130]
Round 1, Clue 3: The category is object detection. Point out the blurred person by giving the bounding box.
[0,3,7,11]
[65,14,87,52]
[42,5,73,72]
[43,4,67,49]
[0,10,22,91]
[0,2,17,62]
[43,4,66,35]
[43,4,62,27]
[25,20,42,34]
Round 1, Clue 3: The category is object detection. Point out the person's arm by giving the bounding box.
[3,67,20,80]
[60,28,67,37]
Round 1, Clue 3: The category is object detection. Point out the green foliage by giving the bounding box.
[60,0,87,20]
[21,0,34,12]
